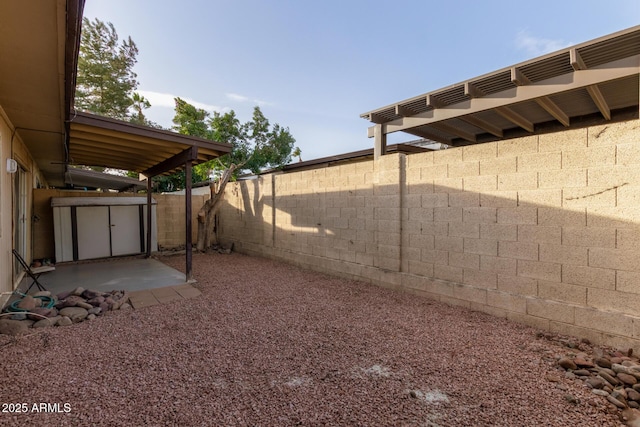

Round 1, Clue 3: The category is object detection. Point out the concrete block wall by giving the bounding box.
[218,119,640,352]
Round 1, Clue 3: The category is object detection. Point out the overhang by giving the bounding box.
[0,0,82,186]
[361,26,640,153]
[68,112,232,176]
[65,168,147,192]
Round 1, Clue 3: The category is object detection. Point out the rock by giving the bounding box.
[559,357,577,370]
[56,290,72,300]
[574,356,595,368]
[592,389,610,397]
[71,286,85,296]
[10,313,27,320]
[119,302,132,310]
[619,372,639,385]
[564,394,579,404]
[56,316,73,326]
[595,357,613,369]
[565,372,576,380]
[33,316,61,328]
[586,377,606,389]
[58,307,88,323]
[62,295,87,308]
[612,357,624,365]
[87,296,105,306]
[17,295,37,310]
[81,289,103,300]
[88,307,102,315]
[99,302,110,313]
[614,389,629,400]
[622,408,640,427]
[86,314,97,321]
[600,371,620,386]
[574,369,592,377]
[628,389,640,402]
[634,383,640,392]
[76,302,93,310]
[629,401,640,409]
[27,307,58,320]
[33,290,51,298]
[607,394,628,409]
[0,319,32,335]
[614,364,630,374]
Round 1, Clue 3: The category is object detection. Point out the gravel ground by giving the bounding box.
[0,252,626,426]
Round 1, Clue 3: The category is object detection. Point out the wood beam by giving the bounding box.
[426,94,446,109]
[146,178,152,258]
[369,113,386,124]
[464,82,484,98]
[406,127,452,145]
[367,54,639,136]
[430,122,477,143]
[458,115,503,138]
[494,106,535,133]
[143,146,199,177]
[395,105,417,117]
[511,67,570,126]
[570,49,611,120]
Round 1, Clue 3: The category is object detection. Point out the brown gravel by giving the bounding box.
[0,252,625,426]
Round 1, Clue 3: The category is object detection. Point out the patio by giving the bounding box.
[14,256,201,309]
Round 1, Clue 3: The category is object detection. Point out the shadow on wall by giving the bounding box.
[217,119,640,353]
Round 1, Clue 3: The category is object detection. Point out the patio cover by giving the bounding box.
[67,112,231,176]
[361,26,640,158]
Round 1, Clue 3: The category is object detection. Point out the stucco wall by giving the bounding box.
[0,107,43,307]
[218,118,640,352]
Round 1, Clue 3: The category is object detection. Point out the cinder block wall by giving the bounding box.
[218,119,640,352]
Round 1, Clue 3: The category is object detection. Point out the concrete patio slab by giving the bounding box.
[16,257,187,297]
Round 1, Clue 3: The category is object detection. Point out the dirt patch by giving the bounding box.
[0,252,627,426]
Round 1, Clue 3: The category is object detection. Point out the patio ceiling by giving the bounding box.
[361,26,640,153]
[68,112,232,176]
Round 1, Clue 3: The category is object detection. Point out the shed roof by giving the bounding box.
[361,26,640,148]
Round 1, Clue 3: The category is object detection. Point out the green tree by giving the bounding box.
[130,92,151,125]
[169,98,298,250]
[75,17,139,120]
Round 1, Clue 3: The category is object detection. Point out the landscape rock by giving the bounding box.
[607,394,627,409]
[0,319,32,335]
[59,307,88,323]
[33,316,61,328]
[56,316,73,326]
[10,313,27,320]
[33,291,52,298]
[17,295,37,310]
[81,289,103,300]
[71,286,85,296]
[87,314,96,321]
[87,296,105,306]
[619,372,638,385]
[587,377,606,389]
[558,357,577,370]
[595,357,612,369]
[27,307,58,320]
[76,302,93,310]
[88,307,102,315]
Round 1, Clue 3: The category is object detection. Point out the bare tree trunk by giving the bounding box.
[196,164,237,252]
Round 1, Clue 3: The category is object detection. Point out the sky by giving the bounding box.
[82,0,639,162]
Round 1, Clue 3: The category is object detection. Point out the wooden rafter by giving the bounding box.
[511,67,570,126]
[570,49,611,120]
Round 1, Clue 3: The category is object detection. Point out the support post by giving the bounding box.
[146,177,152,257]
[185,160,193,281]
[373,123,386,160]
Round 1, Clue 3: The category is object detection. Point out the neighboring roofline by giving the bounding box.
[262,143,430,174]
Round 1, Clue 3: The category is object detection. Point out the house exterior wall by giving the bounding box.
[0,107,44,307]
[218,118,640,353]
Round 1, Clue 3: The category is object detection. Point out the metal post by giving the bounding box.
[185,161,193,281]
[146,177,152,257]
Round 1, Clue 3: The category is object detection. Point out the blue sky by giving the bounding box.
[83,0,639,161]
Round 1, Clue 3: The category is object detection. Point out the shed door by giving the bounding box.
[76,206,111,260]
[110,205,142,256]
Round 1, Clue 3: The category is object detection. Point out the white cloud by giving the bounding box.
[138,90,226,113]
[226,92,273,107]
[515,30,572,56]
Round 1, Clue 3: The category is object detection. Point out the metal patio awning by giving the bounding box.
[68,111,232,175]
[361,26,640,157]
